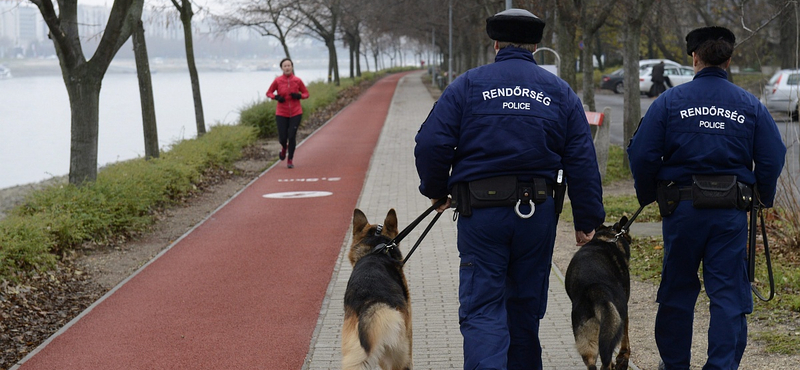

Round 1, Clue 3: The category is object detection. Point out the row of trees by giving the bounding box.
[370,0,797,168]
[29,0,208,186]
[26,0,800,186]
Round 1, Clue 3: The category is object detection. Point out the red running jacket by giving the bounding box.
[266,73,309,117]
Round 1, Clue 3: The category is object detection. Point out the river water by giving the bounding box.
[0,66,332,189]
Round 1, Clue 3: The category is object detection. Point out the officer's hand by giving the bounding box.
[575,230,595,246]
[290,92,302,100]
[274,95,285,103]
[431,197,450,213]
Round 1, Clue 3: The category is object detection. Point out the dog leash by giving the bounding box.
[400,198,447,265]
[369,199,446,261]
[371,199,446,266]
[620,199,775,302]
[615,203,647,238]
[748,190,775,302]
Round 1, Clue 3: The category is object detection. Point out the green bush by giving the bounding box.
[0,214,58,276]
[239,99,278,138]
[0,125,256,279]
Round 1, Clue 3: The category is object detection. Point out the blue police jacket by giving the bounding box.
[414,47,605,232]
[627,67,785,207]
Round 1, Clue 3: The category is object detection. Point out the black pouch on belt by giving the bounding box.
[656,180,681,217]
[468,175,518,208]
[691,175,739,209]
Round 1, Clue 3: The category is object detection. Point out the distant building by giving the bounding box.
[0,1,46,57]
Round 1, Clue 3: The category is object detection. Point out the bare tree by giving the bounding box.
[577,0,619,111]
[555,2,579,89]
[621,0,656,170]
[291,0,342,85]
[169,0,206,136]
[776,0,799,69]
[214,0,299,59]
[30,0,144,185]
[132,19,159,159]
[340,0,364,78]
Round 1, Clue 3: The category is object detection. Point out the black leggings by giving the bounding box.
[276,114,302,160]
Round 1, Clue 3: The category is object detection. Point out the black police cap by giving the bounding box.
[486,8,545,44]
[686,26,735,56]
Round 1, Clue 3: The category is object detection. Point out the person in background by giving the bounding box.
[266,58,309,169]
[414,8,605,369]
[627,26,785,370]
[650,60,667,97]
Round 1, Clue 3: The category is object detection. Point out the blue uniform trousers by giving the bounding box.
[456,200,556,370]
[656,202,752,370]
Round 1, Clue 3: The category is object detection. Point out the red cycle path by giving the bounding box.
[16,72,409,370]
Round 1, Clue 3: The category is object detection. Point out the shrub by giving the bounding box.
[0,125,256,279]
[238,99,278,138]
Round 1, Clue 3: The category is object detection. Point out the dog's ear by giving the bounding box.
[383,209,399,237]
[615,216,629,233]
[353,209,369,236]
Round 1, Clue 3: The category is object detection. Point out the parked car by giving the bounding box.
[0,64,11,79]
[600,60,682,94]
[639,65,695,96]
[600,68,625,93]
[638,59,681,70]
[761,69,800,121]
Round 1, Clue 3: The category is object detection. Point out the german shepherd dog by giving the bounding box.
[342,208,412,370]
[564,217,631,370]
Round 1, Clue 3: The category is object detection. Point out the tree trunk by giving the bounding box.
[555,6,578,89]
[327,38,340,86]
[622,0,655,170]
[133,20,159,159]
[593,34,604,71]
[581,39,596,112]
[355,37,361,77]
[349,36,355,78]
[282,43,292,60]
[65,71,102,185]
[178,0,206,136]
[778,2,798,69]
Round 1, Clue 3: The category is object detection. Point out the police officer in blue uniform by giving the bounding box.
[627,26,785,370]
[415,8,605,370]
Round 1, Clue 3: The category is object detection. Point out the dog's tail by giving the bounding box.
[573,288,624,369]
[342,303,411,370]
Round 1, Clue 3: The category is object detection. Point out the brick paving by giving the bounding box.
[302,71,637,369]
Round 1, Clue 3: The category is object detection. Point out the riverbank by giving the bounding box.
[0,57,283,78]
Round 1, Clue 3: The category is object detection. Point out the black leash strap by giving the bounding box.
[396,198,447,266]
[749,198,775,302]
[402,211,443,265]
[619,203,647,236]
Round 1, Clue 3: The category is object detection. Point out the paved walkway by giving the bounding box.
[303,71,625,369]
